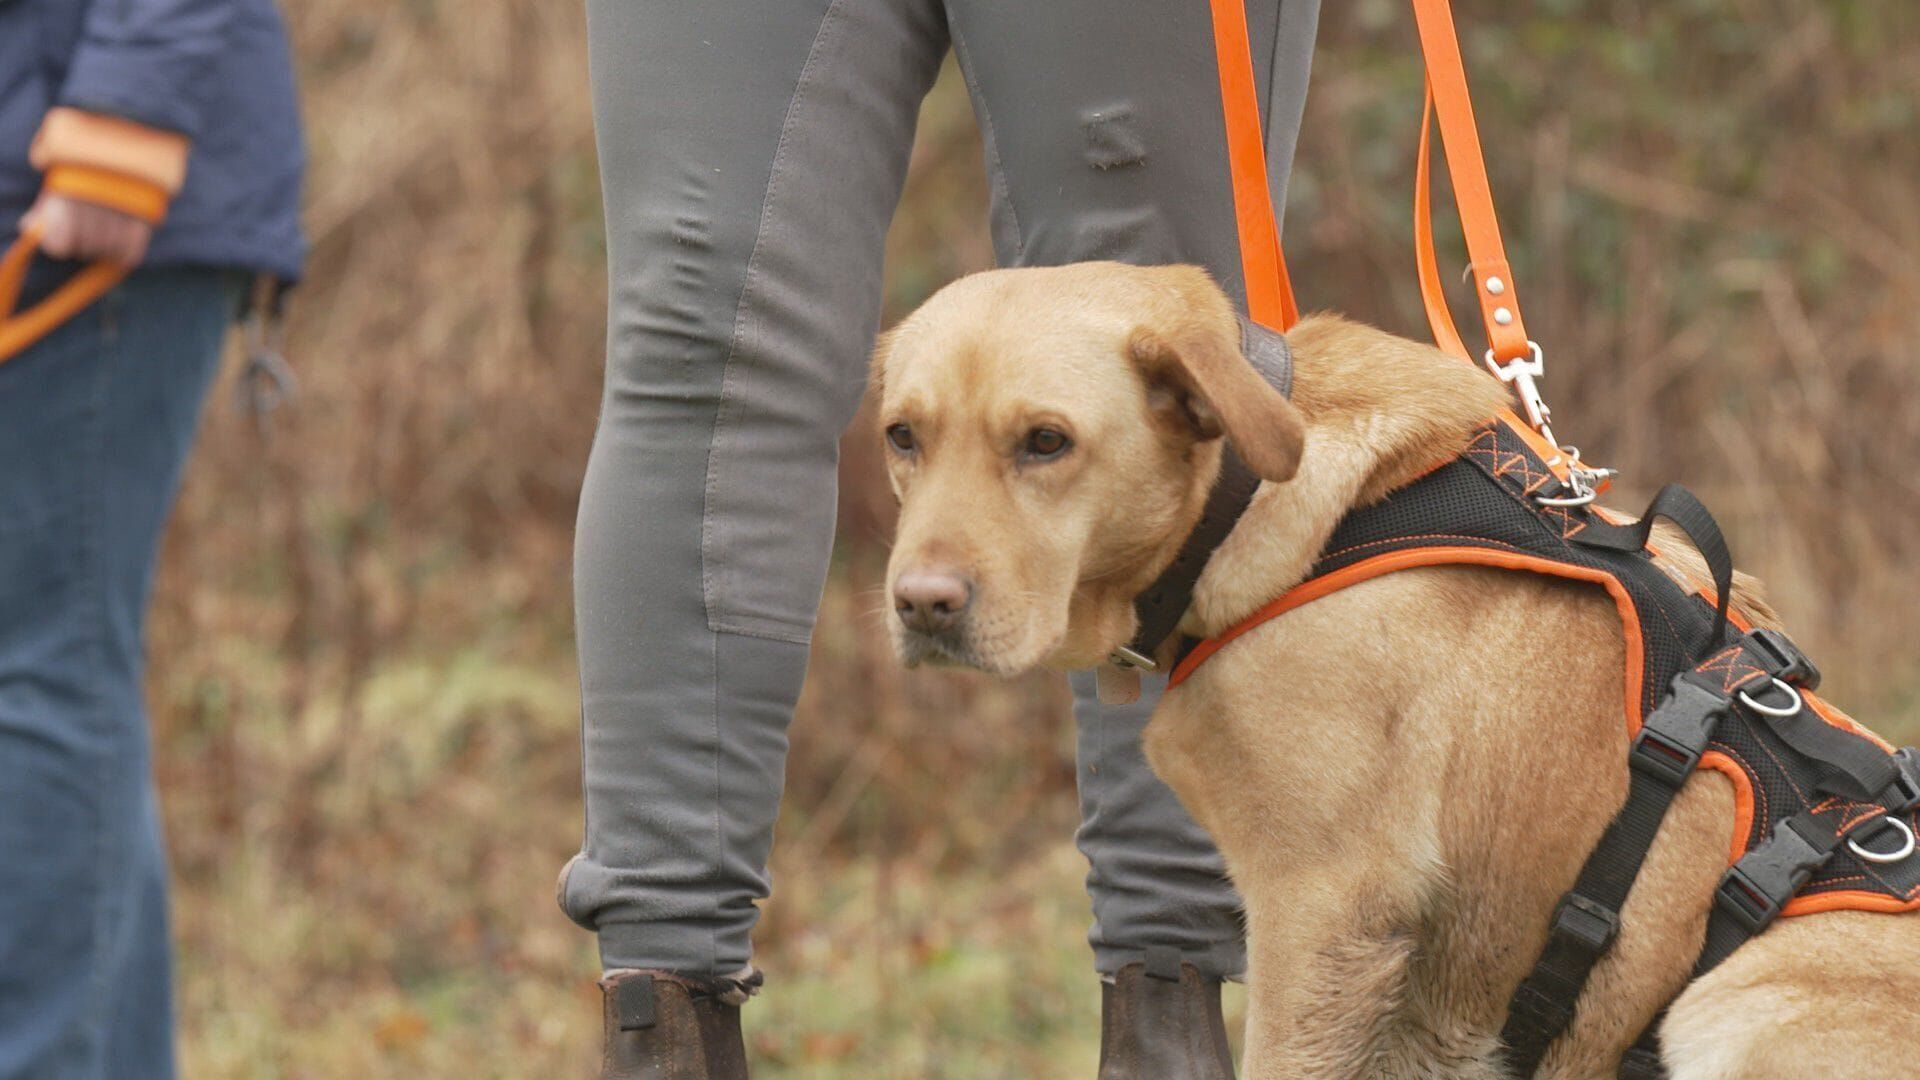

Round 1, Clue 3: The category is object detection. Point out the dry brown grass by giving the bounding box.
[142,2,1919,1074]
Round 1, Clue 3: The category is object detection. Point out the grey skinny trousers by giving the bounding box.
[563,0,1319,980]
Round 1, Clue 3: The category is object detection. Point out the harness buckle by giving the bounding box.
[1107,646,1159,673]
[1628,677,1724,787]
[1882,748,1920,813]
[1548,890,1620,956]
[1714,818,1832,934]
[1744,628,1822,691]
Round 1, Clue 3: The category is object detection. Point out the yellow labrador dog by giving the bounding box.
[873,262,1920,1078]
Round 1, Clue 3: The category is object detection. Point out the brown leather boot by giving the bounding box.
[599,968,758,1079]
[1098,954,1236,1079]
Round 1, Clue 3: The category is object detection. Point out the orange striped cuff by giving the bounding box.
[29,107,191,196]
[40,164,171,225]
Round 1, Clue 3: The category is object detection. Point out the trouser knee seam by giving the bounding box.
[949,17,1027,262]
[700,0,852,639]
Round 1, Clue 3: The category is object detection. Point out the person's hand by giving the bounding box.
[20,191,153,266]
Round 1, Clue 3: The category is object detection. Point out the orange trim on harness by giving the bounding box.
[1168,546,1920,918]
[1697,608,1903,911]
[1167,548,1649,742]
[1206,0,1299,331]
[0,225,128,365]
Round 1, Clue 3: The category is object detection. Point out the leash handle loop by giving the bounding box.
[0,225,129,365]
[1410,0,1532,365]
[1413,88,1472,363]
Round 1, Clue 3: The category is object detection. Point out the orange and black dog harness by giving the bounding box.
[1157,417,1920,1077]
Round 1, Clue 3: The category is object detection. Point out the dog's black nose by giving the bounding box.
[894,569,972,635]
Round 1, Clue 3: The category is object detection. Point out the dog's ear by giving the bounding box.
[1129,269,1305,483]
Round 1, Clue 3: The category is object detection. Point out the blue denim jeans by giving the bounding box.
[0,268,237,1080]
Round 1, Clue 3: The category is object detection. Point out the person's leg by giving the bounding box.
[0,269,237,1079]
[946,0,1320,981]
[564,0,947,985]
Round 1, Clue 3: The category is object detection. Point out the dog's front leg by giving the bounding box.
[1238,860,1472,1080]
[1239,862,1400,1079]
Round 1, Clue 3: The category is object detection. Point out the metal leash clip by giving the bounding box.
[1484,340,1617,507]
[237,274,296,432]
[1484,341,1549,432]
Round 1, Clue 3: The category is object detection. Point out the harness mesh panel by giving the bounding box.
[1285,422,1920,904]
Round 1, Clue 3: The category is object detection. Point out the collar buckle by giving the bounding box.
[1107,646,1160,673]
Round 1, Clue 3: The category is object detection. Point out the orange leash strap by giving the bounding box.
[1413,85,1472,363]
[1207,0,1300,331]
[0,227,128,365]
[1409,0,1531,365]
[1409,1,1593,481]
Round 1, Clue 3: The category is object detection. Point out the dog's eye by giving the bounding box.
[885,423,916,454]
[1023,427,1071,460]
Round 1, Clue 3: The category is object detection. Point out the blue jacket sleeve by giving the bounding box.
[56,0,241,141]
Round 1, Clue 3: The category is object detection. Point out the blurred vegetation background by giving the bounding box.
[147,1,1919,1075]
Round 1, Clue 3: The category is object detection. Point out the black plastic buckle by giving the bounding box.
[1882,747,1920,813]
[1714,818,1832,934]
[1549,890,1620,957]
[1744,628,1821,690]
[1629,677,1725,787]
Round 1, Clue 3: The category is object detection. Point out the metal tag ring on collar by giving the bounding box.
[1738,677,1804,718]
[1847,815,1917,865]
[1108,646,1159,672]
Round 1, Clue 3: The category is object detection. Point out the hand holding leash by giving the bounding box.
[0,222,129,364]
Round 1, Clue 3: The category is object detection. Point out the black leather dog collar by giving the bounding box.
[1112,316,1293,672]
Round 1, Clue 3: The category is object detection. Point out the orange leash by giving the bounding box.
[1207,0,1301,331]
[1408,0,1603,488]
[1210,0,1532,367]
[1413,85,1472,364]
[0,226,128,364]
[1409,0,1531,365]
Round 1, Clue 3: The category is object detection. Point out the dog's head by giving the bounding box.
[872,262,1305,673]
